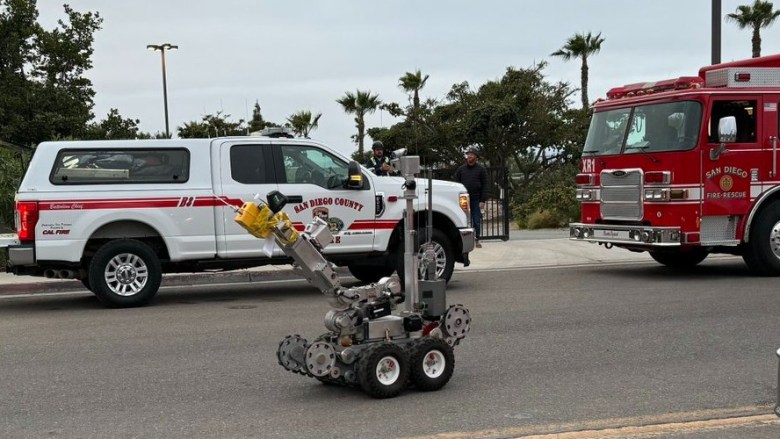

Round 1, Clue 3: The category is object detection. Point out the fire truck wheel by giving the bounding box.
[88,239,162,308]
[649,248,709,268]
[743,202,780,275]
[357,343,409,398]
[409,337,454,391]
[347,264,395,284]
[395,228,454,286]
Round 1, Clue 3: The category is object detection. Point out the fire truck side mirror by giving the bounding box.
[711,116,737,161]
[718,116,737,144]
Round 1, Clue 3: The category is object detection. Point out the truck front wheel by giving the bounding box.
[743,201,780,275]
[396,228,454,285]
[89,239,162,307]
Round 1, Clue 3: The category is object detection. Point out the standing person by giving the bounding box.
[365,141,395,176]
[454,148,488,248]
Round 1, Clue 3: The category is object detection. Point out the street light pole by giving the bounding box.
[147,43,178,138]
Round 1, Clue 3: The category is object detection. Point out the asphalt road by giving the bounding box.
[1,260,779,438]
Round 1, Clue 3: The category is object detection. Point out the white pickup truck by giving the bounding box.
[0,135,475,307]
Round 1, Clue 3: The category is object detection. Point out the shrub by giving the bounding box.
[513,183,578,229]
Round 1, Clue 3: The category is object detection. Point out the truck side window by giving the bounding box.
[51,148,188,184]
[230,145,270,184]
[709,100,756,143]
[280,145,349,189]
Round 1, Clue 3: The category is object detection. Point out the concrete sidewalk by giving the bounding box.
[0,230,653,295]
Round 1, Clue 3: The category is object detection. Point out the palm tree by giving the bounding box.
[550,31,605,110]
[336,90,381,157]
[726,0,780,58]
[286,110,322,138]
[398,69,429,117]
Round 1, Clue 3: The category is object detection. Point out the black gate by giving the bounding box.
[432,166,510,241]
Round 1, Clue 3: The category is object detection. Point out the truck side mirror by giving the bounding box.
[718,116,737,143]
[711,116,736,160]
[346,161,363,189]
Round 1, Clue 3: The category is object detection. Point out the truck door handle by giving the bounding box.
[286,195,303,204]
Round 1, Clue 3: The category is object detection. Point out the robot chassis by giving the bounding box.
[235,153,471,398]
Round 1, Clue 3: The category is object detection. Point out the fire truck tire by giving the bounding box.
[395,228,454,286]
[408,337,454,391]
[347,264,395,284]
[743,202,780,275]
[648,248,709,268]
[88,239,162,308]
[357,343,409,398]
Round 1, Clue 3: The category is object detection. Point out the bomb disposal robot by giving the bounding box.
[235,151,471,398]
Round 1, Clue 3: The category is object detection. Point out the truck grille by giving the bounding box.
[600,169,643,220]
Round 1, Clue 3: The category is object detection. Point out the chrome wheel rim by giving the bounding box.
[418,241,446,279]
[770,220,780,259]
[104,253,148,297]
[375,355,401,385]
[421,349,446,379]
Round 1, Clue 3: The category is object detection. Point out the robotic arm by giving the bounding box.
[234,190,402,311]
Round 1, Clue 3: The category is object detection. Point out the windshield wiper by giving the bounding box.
[624,145,660,164]
[582,150,599,155]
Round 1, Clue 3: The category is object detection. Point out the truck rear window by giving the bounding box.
[50,148,190,184]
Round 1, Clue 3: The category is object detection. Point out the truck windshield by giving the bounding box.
[583,100,702,156]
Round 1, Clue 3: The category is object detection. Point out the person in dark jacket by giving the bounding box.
[454,148,488,248]
[365,141,395,176]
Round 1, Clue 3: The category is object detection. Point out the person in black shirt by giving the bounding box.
[365,141,395,176]
[454,149,488,248]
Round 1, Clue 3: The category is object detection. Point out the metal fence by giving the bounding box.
[432,166,510,241]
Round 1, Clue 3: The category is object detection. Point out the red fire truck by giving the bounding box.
[569,53,780,275]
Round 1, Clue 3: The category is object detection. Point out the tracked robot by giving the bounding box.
[235,151,471,398]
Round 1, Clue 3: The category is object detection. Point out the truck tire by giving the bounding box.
[347,264,395,284]
[649,248,709,268]
[743,201,780,275]
[88,239,162,307]
[395,228,454,286]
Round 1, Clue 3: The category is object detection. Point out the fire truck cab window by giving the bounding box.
[708,100,756,143]
[584,100,701,156]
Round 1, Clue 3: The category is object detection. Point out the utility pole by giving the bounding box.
[712,0,721,65]
[147,43,179,138]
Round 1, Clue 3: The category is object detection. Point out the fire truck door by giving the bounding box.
[701,98,760,239]
[764,98,780,190]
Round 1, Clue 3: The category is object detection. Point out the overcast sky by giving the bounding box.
[35,0,780,156]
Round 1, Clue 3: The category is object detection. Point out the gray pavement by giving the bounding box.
[0,229,667,295]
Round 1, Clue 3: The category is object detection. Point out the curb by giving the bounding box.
[0,267,352,296]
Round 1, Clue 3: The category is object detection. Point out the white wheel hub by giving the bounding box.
[376,355,401,385]
[421,349,446,378]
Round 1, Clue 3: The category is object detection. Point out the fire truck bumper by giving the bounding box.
[568,223,682,247]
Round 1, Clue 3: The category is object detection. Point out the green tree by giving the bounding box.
[178,111,246,138]
[0,1,103,146]
[550,31,605,110]
[336,90,381,157]
[286,110,322,138]
[399,69,429,117]
[727,0,780,57]
[82,108,144,140]
[248,100,279,133]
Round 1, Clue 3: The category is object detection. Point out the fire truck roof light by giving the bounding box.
[605,77,703,100]
[734,72,751,82]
